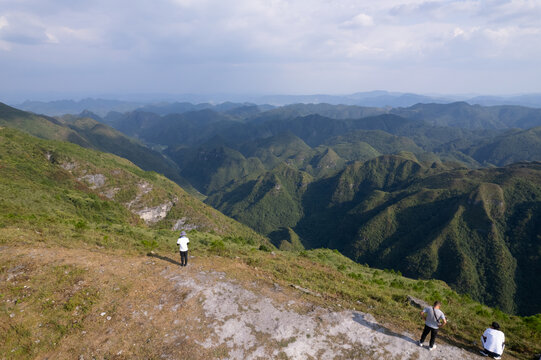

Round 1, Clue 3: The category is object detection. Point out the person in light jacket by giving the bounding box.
[177,231,190,267]
[480,322,505,359]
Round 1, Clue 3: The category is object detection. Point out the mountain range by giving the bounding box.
[13,91,541,116]
[3,100,541,316]
[2,125,540,359]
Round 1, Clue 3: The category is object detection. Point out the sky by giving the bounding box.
[1,0,541,102]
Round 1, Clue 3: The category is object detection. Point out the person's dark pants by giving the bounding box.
[482,348,501,358]
[180,251,188,266]
[420,325,439,347]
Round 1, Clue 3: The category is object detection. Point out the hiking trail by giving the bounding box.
[1,246,487,359]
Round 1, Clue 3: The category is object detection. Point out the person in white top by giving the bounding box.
[176,231,190,267]
[480,322,505,359]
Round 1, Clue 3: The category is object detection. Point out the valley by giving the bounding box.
[1,100,540,359]
[67,100,541,316]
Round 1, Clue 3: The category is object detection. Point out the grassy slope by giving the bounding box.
[0,102,198,195]
[0,127,539,359]
[2,235,540,359]
[0,127,265,247]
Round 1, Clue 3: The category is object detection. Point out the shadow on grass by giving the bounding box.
[147,252,182,266]
[352,313,485,357]
[352,313,418,345]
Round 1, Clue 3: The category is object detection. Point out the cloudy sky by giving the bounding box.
[1,0,540,101]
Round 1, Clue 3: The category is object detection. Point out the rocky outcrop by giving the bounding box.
[79,174,106,189]
[172,218,198,231]
[136,202,174,225]
[406,295,429,309]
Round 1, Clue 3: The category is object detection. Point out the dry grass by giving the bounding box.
[1,242,536,360]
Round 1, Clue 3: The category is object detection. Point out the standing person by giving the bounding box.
[177,231,190,267]
[480,322,505,359]
[418,300,447,351]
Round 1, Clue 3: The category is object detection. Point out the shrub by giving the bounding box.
[210,239,228,255]
[74,220,87,231]
[523,314,541,333]
[337,264,347,271]
[390,279,405,289]
[348,272,363,280]
[141,238,158,252]
[258,244,271,252]
[299,250,309,258]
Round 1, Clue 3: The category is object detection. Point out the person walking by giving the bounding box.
[480,322,505,359]
[418,300,447,351]
[177,231,190,267]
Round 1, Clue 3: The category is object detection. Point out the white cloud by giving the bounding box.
[343,13,374,28]
[0,0,540,96]
[0,13,59,45]
[0,16,8,30]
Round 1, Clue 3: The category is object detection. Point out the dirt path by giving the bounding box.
[1,246,483,359]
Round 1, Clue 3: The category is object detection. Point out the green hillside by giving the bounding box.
[206,163,312,235]
[1,127,540,360]
[240,132,315,169]
[167,145,266,194]
[249,103,386,122]
[325,130,423,158]
[0,102,196,194]
[297,157,541,315]
[0,103,90,146]
[466,126,541,166]
[208,153,541,315]
[0,127,265,248]
[392,102,541,129]
[22,100,540,317]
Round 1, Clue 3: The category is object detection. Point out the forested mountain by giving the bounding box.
[464,127,541,165]
[15,98,143,116]
[392,102,541,129]
[7,99,541,315]
[296,156,541,315]
[2,127,539,360]
[0,102,195,193]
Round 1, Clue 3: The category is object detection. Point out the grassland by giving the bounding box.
[1,126,539,359]
[2,230,540,359]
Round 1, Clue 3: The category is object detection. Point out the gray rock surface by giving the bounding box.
[164,269,472,360]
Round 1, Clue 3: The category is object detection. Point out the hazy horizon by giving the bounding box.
[1,0,541,102]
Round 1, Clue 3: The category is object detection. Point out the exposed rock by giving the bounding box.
[290,284,321,297]
[164,269,470,360]
[171,218,198,231]
[136,202,173,224]
[61,162,77,171]
[102,187,120,200]
[138,181,153,195]
[79,174,106,189]
[6,265,25,281]
[406,295,429,309]
[126,181,153,209]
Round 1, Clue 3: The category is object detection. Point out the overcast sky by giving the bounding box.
[1,0,541,101]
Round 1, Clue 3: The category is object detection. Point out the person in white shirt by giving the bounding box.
[418,301,447,351]
[480,322,505,359]
[176,231,190,267]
